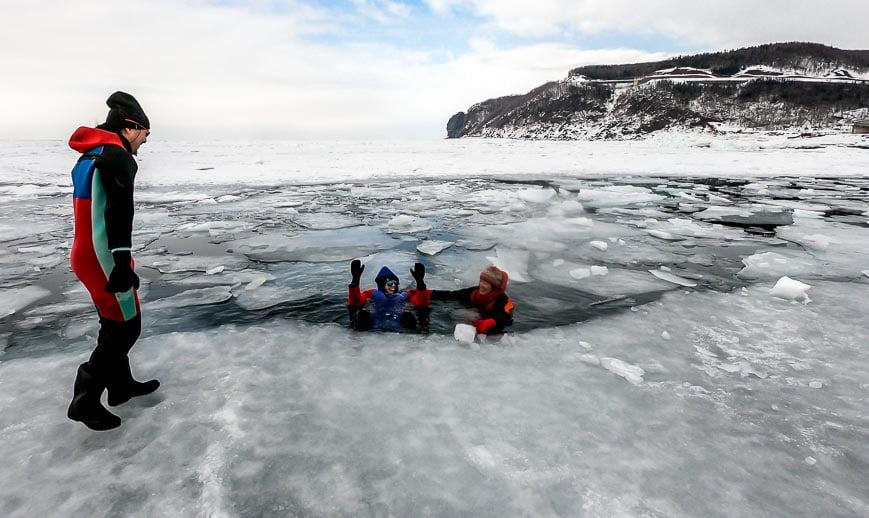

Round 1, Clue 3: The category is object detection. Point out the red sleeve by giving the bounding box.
[348,286,374,310]
[473,319,497,335]
[406,289,431,307]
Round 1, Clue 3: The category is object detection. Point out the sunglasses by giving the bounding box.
[125,119,151,136]
[385,280,398,287]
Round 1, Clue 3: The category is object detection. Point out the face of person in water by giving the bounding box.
[478,279,493,295]
[385,279,398,293]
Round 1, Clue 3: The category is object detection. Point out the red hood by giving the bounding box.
[68,126,125,153]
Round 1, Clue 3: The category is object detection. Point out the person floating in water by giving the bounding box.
[424,265,514,335]
[347,259,430,332]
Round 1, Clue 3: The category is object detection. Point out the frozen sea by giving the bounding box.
[1,135,868,517]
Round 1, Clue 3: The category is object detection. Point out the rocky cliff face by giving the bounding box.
[448,43,869,140]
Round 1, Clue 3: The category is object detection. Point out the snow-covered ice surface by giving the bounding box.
[1,137,868,517]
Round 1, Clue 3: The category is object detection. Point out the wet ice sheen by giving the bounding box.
[1,138,868,516]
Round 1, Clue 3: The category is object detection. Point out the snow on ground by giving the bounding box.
[1,137,868,516]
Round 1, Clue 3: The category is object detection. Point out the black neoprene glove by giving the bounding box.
[410,262,426,290]
[350,259,364,287]
[105,250,140,293]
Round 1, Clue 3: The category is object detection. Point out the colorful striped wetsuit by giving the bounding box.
[69,127,140,322]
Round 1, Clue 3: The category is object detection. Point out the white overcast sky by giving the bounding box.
[2,0,866,139]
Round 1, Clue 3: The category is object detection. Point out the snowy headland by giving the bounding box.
[1,136,868,517]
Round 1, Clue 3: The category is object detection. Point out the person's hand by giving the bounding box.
[410,262,425,290]
[473,319,496,335]
[105,250,140,293]
[350,259,364,286]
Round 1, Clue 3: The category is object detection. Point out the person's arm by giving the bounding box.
[430,287,474,305]
[474,294,514,335]
[96,148,140,293]
[348,260,371,310]
[348,286,373,310]
[97,147,137,254]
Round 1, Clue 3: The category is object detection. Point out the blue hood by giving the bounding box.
[374,266,400,292]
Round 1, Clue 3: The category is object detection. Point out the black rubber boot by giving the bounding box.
[67,363,121,431]
[107,356,160,407]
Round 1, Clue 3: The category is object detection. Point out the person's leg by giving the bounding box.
[102,314,160,407]
[353,309,372,331]
[68,315,123,430]
[400,311,418,330]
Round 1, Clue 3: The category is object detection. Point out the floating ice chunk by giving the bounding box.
[738,251,818,280]
[707,194,732,205]
[600,357,645,385]
[863,270,869,278]
[454,323,476,343]
[177,221,251,233]
[694,206,793,227]
[389,214,415,227]
[566,217,594,227]
[516,188,556,204]
[233,285,315,310]
[387,214,431,233]
[769,276,811,303]
[17,245,57,255]
[579,340,592,349]
[649,269,697,287]
[245,277,268,290]
[552,259,565,267]
[590,266,608,276]
[146,286,233,310]
[416,240,454,256]
[548,199,585,216]
[569,268,591,280]
[291,213,361,230]
[231,227,392,263]
[808,381,823,389]
[589,241,608,251]
[805,456,817,466]
[787,233,833,251]
[0,286,51,319]
[661,331,671,340]
[577,186,664,209]
[205,266,225,275]
[579,354,600,365]
[644,229,682,241]
[25,301,92,316]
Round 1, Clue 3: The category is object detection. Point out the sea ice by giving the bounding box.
[416,240,454,256]
[454,323,477,343]
[0,286,51,319]
[769,276,812,303]
[599,357,645,385]
[144,286,234,310]
[649,269,698,287]
[694,205,794,227]
[738,251,819,280]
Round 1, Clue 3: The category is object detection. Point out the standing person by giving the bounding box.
[347,260,430,332]
[66,91,159,431]
[426,265,514,335]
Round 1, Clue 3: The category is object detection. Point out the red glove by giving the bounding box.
[473,319,496,335]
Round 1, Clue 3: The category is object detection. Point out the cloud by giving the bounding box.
[1,0,864,140]
[434,0,869,49]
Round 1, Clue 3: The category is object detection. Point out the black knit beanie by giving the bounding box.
[102,91,150,131]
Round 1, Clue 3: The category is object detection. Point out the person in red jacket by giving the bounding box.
[427,265,514,335]
[66,92,159,431]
